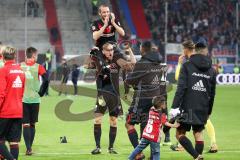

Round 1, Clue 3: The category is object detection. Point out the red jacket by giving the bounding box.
[142,107,167,142]
[0,60,25,118]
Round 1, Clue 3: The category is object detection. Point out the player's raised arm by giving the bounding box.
[116,47,136,71]
[92,19,108,41]
[110,12,125,37]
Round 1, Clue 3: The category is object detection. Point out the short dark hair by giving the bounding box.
[182,40,195,50]
[152,95,166,109]
[141,41,152,53]
[98,4,109,13]
[26,47,37,58]
[195,41,207,52]
[3,46,16,60]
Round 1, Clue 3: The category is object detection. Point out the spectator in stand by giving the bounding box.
[142,0,238,52]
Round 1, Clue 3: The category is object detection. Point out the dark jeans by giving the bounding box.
[72,79,78,95]
[128,138,160,160]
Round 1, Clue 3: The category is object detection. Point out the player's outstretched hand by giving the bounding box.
[173,122,180,128]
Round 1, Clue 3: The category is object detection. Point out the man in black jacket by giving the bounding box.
[58,59,70,96]
[170,41,216,160]
[125,41,168,157]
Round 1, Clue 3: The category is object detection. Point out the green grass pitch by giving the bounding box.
[18,85,240,160]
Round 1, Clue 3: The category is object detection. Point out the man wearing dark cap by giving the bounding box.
[170,41,217,160]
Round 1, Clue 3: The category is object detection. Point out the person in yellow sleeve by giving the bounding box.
[170,40,218,153]
[0,42,6,68]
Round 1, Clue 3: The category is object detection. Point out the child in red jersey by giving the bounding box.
[128,96,179,160]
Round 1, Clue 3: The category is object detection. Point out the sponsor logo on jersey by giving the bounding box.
[151,75,160,85]
[192,80,206,92]
[12,76,23,88]
[192,72,210,79]
[10,70,24,74]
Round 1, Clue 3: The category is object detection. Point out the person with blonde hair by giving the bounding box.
[170,40,217,160]
[0,46,25,160]
[90,42,135,154]
[171,40,218,153]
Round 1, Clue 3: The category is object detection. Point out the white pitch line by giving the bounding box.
[19,150,240,156]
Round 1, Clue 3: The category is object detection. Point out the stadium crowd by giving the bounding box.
[142,0,239,51]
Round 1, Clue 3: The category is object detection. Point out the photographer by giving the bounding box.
[91,4,125,49]
[88,42,136,155]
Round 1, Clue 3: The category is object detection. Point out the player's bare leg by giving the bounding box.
[205,119,218,153]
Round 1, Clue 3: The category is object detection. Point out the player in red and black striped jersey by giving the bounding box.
[89,42,136,155]
[91,4,125,49]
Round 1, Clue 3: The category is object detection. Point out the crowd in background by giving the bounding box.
[142,0,240,53]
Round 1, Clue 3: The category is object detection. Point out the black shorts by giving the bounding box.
[95,104,120,117]
[126,107,149,126]
[0,118,22,142]
[94,89,120,117]
[178,122,205,132]
[22,103,40,124]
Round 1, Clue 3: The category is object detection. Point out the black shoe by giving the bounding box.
[91,147,101,154]
[208,148,218,153]
[108,148,118,154]
[60,136,67,143]
[208,144,218,153]
[25,149,33,156]
[170,144,184,151]
[163,137,172,146]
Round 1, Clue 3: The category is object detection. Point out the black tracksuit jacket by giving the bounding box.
[172,54,216,125]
